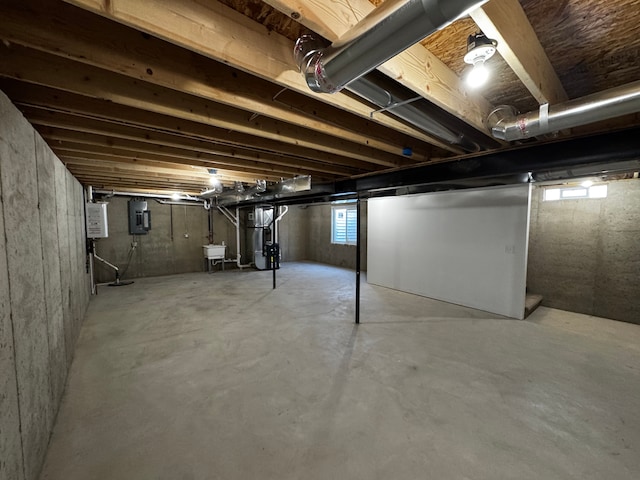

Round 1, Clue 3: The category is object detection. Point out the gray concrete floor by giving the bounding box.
[40,262,640,480]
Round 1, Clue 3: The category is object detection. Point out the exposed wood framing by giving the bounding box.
[61,0,460,151]
[38,130,333,180]
[24,108,367,177]
[263,0,494,133]
[470,0,568,105]
[0,0,443,158]
[0,80,379,168]
[0,44,407,168]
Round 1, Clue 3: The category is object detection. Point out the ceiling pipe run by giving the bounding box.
[488,80,640,141]
[92,189,203,202]
[348,76,482,152]
[294,0,488,94]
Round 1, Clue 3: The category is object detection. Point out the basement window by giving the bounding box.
[331,204,357,245]
[543,184,608,201]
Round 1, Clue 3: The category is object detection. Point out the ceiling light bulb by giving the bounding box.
[581,180,594,188]
[209,176,221,186]
[467,60,489,88]
[171,192,181,200]
[463,32,496,89]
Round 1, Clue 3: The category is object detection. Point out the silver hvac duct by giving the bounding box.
[488,80,640,141]
[294,0,489,94]
[348,77,480,151]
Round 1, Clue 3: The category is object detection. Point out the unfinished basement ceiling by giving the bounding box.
[0,0,639,196]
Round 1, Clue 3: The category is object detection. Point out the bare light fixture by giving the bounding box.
[464,32,497,88]
[171,192,181,201]
[208,168,222,189]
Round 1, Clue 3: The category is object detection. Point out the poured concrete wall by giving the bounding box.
[528,179,640,324]
[93,197,211,283]
[0,91,90,480]
[306,202,367,270]
[94,202,310,282]
[270,205,309,262]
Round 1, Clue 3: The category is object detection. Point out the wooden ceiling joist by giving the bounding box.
[24,108,366,177]
[0,44,408,169]
[0,0,445,158]
[87,185,204,196]
[0,80,381,168]
[57,153,285,184]
[43,135,327,180]
[470,0,568,105]
[60,0,458,151]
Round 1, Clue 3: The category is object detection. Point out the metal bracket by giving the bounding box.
[369,95,423,118]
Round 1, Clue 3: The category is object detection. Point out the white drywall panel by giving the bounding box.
[368,185,531,319]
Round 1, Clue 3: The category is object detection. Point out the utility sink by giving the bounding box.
[203,244,226,259]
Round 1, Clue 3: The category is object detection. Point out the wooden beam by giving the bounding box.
[40,133,334,180]
[59,157,221,181]
[45,140,315,180]
[263,0,494,133]
[0,44,408,168]
[470,0,568,105]
[57,153,290,183]
[87,185,204,196]
[68,174,204,191]
[0,80,383,167]
[23,107,365,176]
[0,0,445,157]
[60,0,456,150]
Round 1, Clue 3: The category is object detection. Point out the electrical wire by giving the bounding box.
[119,236,138,280]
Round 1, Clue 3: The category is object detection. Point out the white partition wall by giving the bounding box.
[367,184,531,319]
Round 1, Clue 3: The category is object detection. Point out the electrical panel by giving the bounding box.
[128,200,151,235]
[86,202,109,238]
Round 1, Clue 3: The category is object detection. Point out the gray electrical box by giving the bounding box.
[128,200,151,235]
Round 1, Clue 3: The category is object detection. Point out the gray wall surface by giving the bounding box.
[275,205,309,262]
[0,91,90,480]
[93,197,211,283]
[528,179,640,324]
[94,203,311,283]
[306,202,367,271]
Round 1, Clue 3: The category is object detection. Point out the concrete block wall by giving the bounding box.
[0,91,90,480]
[528,179,640,324]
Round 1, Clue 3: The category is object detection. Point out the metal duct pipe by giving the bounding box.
[488,80,640,141]
[92,189,203,202]
[348,77,481,151]
[294,0,488,93]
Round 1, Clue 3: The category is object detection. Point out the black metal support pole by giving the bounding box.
[355,197,361,324]
[272,206,277,290]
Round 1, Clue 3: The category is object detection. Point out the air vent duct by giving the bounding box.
[488,80,640,141]
[294,0,489,94]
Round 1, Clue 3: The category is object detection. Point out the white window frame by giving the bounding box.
[331,203,358,245]
[543,184,608,201]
